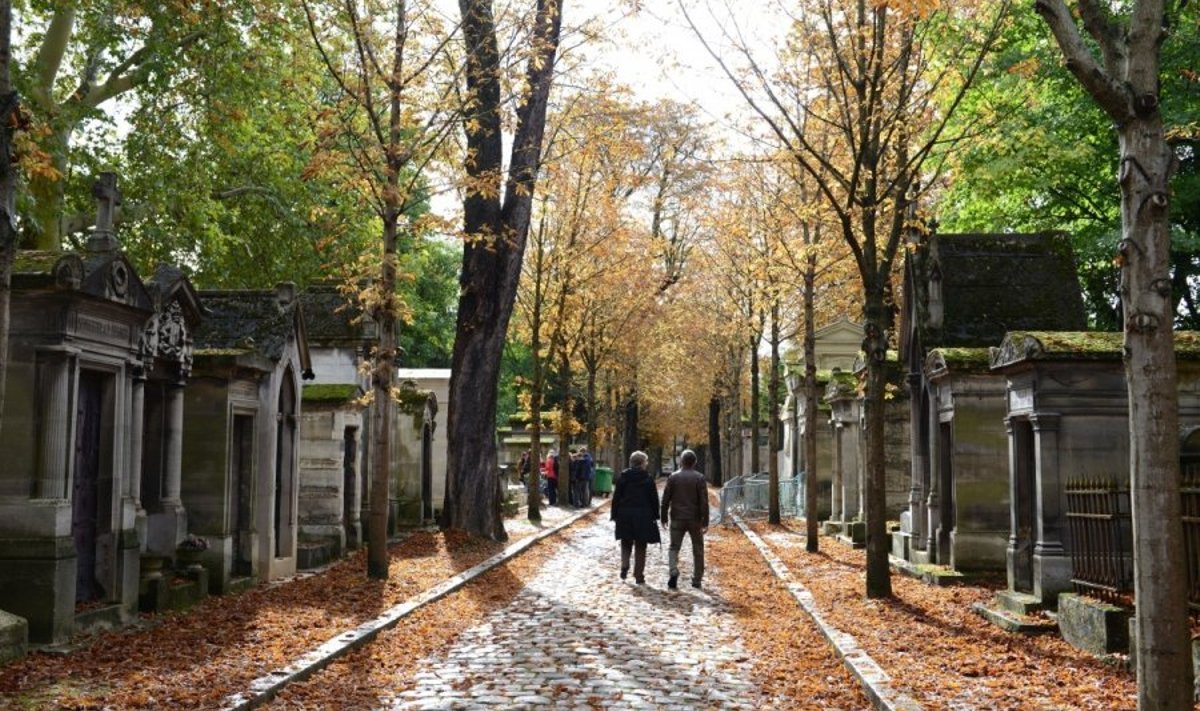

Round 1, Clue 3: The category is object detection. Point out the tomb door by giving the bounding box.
[343,426,358,542]
[274,370,296,558]
[72,371,106,603]
[231,414,254,576]
[421,422,433,522]
[1011,418,1036,592]
[937,421,955,565]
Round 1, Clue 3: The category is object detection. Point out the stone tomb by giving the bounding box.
[0,174,201,643]
[391,369,449,526]
[296,286,374,564]
[897,231,1087,570]
[990,331,1200,609]
[181,284,313,592]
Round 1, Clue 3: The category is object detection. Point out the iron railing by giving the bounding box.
[717,473,803,524]
[1181,465,1200,611]
[1064,478,1133,602]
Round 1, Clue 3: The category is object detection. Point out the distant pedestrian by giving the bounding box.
[660,449,709,590]
[568,448,583,507]
[579,446,595,505]
[543,449,558,506]
[518,450,531,484]
[611,450,660,584]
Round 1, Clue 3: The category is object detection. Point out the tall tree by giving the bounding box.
[691,0,1009,597]
[1036,1,1194,706]
[442,0,563,540]
[303,0,457,577]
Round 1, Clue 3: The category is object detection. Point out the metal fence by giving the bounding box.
[1182,465,1200,610]
[717,472,804,524]
[1064,479,1133,602]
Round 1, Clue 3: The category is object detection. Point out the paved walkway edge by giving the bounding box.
[731,516,924,711]
[220,505,605,711]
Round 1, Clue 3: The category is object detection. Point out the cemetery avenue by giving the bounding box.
[0,499,1144,709]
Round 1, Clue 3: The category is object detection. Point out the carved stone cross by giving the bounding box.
[87,172,122,253]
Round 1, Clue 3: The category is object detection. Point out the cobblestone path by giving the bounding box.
[388,513,764,710]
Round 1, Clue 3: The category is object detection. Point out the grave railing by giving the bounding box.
[1064,478,1133,603]
[1181,465,1200,611]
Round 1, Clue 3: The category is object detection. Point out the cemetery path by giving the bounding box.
[268,509,869,710]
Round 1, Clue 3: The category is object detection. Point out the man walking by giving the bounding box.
[660,449,709,590]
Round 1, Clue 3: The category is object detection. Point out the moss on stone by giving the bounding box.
[394,386,433,415]
[12,250,65,274]
[302,384,361,404]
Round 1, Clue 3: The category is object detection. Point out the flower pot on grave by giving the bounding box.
[175,548,204,568]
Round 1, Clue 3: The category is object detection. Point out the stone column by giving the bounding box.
[164,384,184,503]
[128,372,145,504]
[1031,413,1069,603]
[149,383,187,555]
[907,372,926,547]
[830,422,843,523]
[35,349,75,499]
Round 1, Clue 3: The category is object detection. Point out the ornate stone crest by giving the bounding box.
[989,334,1045,369]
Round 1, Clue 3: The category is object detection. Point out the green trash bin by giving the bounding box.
[593,466,614,497]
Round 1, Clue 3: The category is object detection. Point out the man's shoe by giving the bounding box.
[691,580,701,589]
[620,568,628,580]
[635,578,645,585]
[668,574,678,590]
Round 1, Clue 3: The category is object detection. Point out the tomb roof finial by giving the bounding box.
[87,172,122,254]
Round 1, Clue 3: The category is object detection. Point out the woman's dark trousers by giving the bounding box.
[620,540,648,583]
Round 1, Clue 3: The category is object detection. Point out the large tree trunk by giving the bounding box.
[803,250,819,552]
[443,0,561,540]
[863,284,892,599]
[1036,2,1191,705]
[1121,115,1191,710]
[0,0,14,436]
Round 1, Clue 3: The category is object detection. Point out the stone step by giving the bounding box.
[971,601,1058,635]
[994,590,1044,616]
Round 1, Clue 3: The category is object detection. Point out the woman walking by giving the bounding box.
[611,450,661,584]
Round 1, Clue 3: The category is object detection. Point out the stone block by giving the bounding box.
[994,590,1043,616]
[891,531,911,560]
[0,609,28,664]
[845,520,866,544]
[1056,593,1129,656]
[297,542,334,570]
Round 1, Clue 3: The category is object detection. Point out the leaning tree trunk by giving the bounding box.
[862,283,892,599]
[803,249,819,551]
[622,391,638,465]
[443,0,561,541]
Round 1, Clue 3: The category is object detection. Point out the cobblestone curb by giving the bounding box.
[219,504,605,711]
[731,516,924,711]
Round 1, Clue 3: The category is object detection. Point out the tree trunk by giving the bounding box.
[0,0,14,438]
[863,284,891,598]
[585,366,597,452]
[367,216,398,578]
[708,396,722,487]
[1120,116,1191,710]
[803,251,819,552]
[749,330,760,475]
[1034,2,1192,703]
[444,0,561,540]
[527,324,544,521]
[768,303,781,524]
[623,391,638,464]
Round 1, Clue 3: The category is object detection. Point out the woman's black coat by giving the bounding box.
[611,467,661,544]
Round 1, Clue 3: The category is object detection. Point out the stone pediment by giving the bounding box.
[13,250,153,311]
[989,333,1046,369]
[924,350,949,379]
